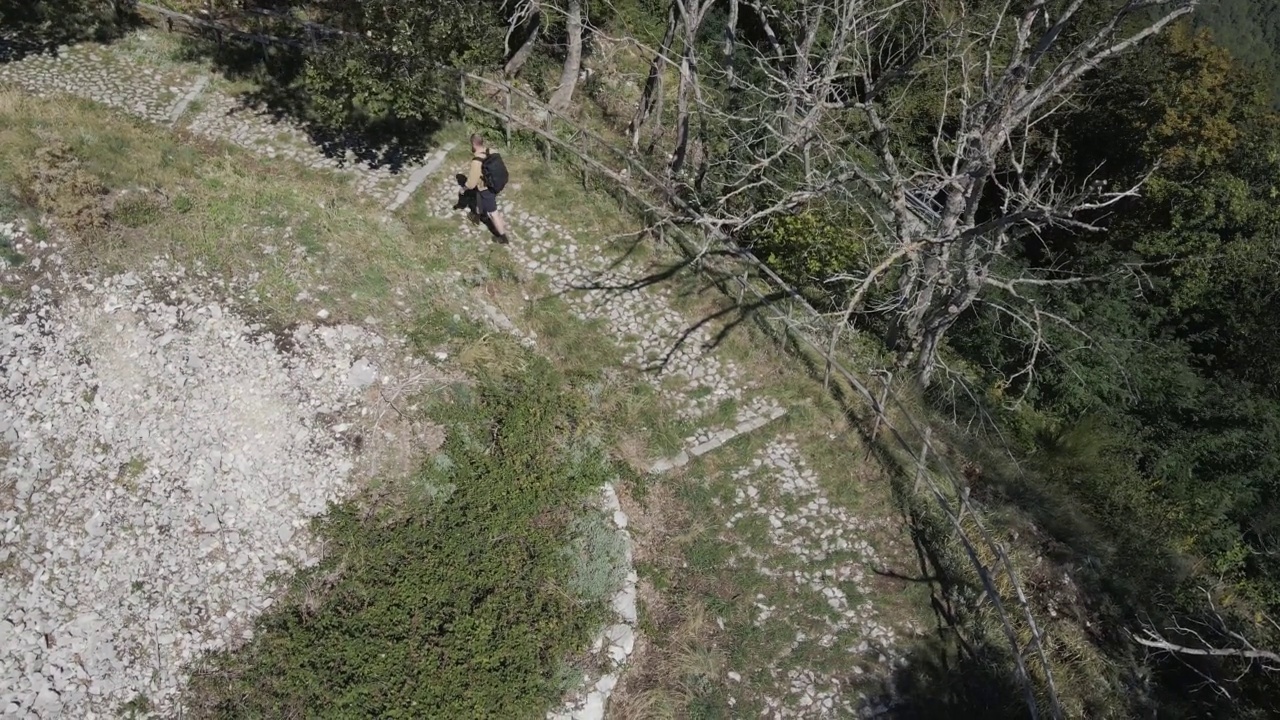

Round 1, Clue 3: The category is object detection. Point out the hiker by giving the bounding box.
[458,132,510,244]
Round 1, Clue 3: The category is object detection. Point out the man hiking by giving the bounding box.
[458,132,511,244]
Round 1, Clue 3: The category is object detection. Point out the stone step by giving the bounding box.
[386,142,456,212]
[167,74,208,125]
[649,398,787,473]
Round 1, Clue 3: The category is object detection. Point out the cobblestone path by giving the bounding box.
[425,168,916,718]
[0,34,439,207]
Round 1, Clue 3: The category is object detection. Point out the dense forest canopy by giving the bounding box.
[1195,0,1280,104]
[6,0,1280,717]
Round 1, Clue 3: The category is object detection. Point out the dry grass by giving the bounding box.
[0,87,466,329]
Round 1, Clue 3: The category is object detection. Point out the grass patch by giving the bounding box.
[186,358,627,718]
[117,693,154,719]
[13,140,111,237]
[0,87,467,326]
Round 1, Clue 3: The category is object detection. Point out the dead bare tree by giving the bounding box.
[627,0,679,152]
[860,0,1194,387]
[1132,589,1280,698]
[548,0,585,111]
[624,0,721,172]
[503,0,542,77]
[666,0,719,176]
[645,0,1195,388]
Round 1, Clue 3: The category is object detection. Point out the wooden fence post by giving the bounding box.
[865,368,896,458]
[503,86,512,148]
[543,113,552,163]
[912,427,932,495]
[457,73,467,121]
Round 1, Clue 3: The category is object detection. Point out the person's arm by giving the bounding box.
[465,157,483,190]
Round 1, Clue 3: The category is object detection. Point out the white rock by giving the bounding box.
[571,692,605,720]
[605,624,634,664]
[347,358,376,389]
[611,585,637,624]
[0,264,398,718]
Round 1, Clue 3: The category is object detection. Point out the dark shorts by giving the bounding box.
[472,189,497,216]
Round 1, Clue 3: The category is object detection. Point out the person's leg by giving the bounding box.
[490,208,508,238]
[479,191,508,242]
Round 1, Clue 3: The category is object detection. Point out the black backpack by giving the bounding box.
[481,152,509,194]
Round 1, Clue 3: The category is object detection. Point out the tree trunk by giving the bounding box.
[668,43,694,176]
[643,75,667,157]
[629,0,679,152]
[504,2,542,78]
[723,0,738,86]
[548,0,584,112]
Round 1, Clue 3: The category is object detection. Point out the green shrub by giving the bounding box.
[563,510,628,605]
[745,207,873,309]
[111,191,165,228]
[0,0,131,43]
[187,358,622,719]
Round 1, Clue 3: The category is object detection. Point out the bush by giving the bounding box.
[110,190,166,228]
[0,0,133,43]
[187,358,623,719]
[745,206,873,310]
[563,510,628,605]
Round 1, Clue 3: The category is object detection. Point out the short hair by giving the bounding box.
[470,133,485,148]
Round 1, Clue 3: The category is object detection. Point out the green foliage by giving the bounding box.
[0,0,131,42]
[745,207,873,309]
[117,693,154,719]
[1194,0,1280,106]
[111,191,165,228]
[932,20,1280,717]
[591,0,670,45]
[562,510,628,605]
[187,359,622,719]
[301,0,505,127]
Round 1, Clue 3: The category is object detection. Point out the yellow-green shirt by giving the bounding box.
[465,150,487,191]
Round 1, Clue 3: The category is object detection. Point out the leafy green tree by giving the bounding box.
[300,0,506,127]
[0,0,132,42]
[941,21,1280,716]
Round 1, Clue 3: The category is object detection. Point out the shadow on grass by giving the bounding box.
[525,230,795,376]
[866,635,1032,720]
[0,6,145,63]
[168,29,441,174]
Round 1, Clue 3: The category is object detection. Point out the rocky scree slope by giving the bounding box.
[0,220,420,718]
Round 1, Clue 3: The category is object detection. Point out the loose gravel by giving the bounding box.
[0,250,403,718]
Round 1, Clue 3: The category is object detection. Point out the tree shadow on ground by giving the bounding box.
[539,234,791,376]
[170,31,439,173]
[0,32,54,64]
[868,635,1033,720]
[0,6,144,64]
